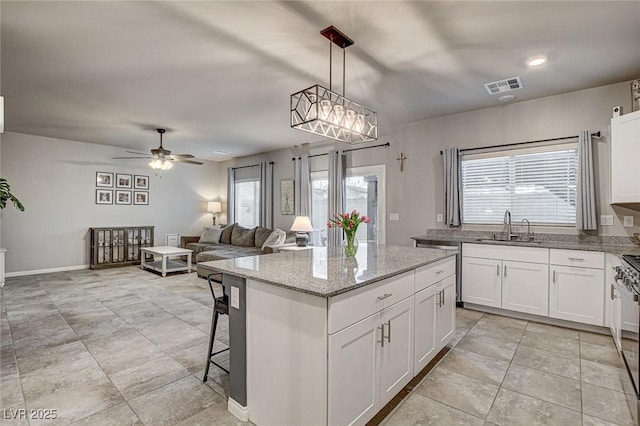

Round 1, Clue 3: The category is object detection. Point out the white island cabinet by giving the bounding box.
[209,246,458,426]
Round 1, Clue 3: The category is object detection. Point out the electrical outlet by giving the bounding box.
[436,213,444,223]
[231,286,240,309]
[624,216,635,227]
[389,213,400,221]
[600,215,614,226]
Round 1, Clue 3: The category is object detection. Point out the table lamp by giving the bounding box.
[290,216,314,247]
[207,201,222,225]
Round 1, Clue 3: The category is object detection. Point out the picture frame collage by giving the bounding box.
[96,172,149,205]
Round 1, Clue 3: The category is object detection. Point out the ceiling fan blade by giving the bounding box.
[112,156,154,159]
[170,154,195,158]
[172,158,203,165]
[125,150,151,156]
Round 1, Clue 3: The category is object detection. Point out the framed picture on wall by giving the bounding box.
[281,179,295,215]
[96,189,113,204]
[134,175,149,190]
[96,172,113,188]
[134,191,149,205]
[116,173,132,189]
[115,190,132,205]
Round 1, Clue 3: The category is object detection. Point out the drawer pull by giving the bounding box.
[436,269,444,275]
[377,293,393,301]
[568,257,584,261]
[378,325,385,347]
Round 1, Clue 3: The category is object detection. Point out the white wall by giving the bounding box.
[227,79,640,247]
[1,132,224,274]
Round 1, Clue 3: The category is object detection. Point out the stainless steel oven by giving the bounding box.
[614,255,640,421]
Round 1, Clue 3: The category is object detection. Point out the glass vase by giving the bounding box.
[343,233,359,257]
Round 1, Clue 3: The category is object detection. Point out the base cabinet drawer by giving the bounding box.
[549,265,605,326]
[550,249,604,269]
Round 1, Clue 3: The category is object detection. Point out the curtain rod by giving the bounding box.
[291,142,390,161]
[439,131,601,155]
[231,161,274,171]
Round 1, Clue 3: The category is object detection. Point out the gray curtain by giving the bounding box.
[294,154,310,217]
[227,167,236,224]
[442,148,461,227]
[327,149,346,246]
[577,131,597,230]
[259,162,274,229]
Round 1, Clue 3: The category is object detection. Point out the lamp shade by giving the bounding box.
[207,201,222,214]
[290,216,314,232]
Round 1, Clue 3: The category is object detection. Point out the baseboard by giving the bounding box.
[227,398,249,422]
[5,264,90,278]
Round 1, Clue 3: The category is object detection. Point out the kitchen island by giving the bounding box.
[201,244,457,426]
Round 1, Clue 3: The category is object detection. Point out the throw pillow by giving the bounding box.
[254,226,273,248]
[220,224,235,244]
[231,225,257,247]
[199,227,222,244]
[261,229,286,251]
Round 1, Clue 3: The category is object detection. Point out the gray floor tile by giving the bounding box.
[437,347,510,385]
[581,331,616,347]
[416,367,499,418]
[581,341,624,368]
[511,344,580,380]
[455,333,519,362]
[502,364,581,411]
[384,392,484,426]
[175,401,248,426]
[71,402,142,426]
[0,377,25,409]
[128,375,222,425]
[519,329,580,358]
[108,355,190,400]
[581,359,635,394]
[133,317,208,352]
[486,388,581,426]
[15,341,98,378]
[525,321,579,340]
[467,318,526,343]
[582,382,636,426]
[21,365,123,424]
[582,413,622,426]
[108,301,173,325]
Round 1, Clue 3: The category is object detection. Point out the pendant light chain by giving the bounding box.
[343,49,346,97]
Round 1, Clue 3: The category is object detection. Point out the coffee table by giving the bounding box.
[140,246,193,277]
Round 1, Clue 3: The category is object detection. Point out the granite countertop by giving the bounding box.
[203,245,457,298]
[412,234,640,256]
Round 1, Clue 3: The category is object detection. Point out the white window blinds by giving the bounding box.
[461,143,578,225]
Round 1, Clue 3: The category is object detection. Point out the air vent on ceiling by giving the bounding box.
[484,76,523,95]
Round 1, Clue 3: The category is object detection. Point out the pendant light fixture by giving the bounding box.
[290,26,377,144]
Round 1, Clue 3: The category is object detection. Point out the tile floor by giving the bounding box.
[0,267,637,425]
[383,308,638,426]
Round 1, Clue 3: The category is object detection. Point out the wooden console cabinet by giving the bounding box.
[89,226,154,269]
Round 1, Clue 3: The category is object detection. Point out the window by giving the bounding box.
[234,179,260,228]
[310,165,386,244]
[461,143,577,225]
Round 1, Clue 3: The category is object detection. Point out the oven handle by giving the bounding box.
[613,278,639,302]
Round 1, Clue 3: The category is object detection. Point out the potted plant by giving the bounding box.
[0,178,25,211]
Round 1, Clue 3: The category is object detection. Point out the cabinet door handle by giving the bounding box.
[385,320,392,343]
[611,283,617,300]
[552,270,556,283]
[441,289,445,306]
[377,293,393,301]
[497,265,500,276]
[504,265,507,277]
[378,325,385,347]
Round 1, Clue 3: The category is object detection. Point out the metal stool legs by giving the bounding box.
[203,273,229,382]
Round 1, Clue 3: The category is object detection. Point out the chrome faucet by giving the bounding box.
[521,219,534,241]
[504,210,518,240]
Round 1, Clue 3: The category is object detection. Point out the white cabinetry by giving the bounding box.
[435,275,456,349]
[607,254,622,351]
[549,249,605,326]
[462,244,549,315]
[611,109,640,206]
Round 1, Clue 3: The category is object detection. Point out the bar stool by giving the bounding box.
[203,273,230,382]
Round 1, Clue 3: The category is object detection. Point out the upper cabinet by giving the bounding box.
[611,109,640,209]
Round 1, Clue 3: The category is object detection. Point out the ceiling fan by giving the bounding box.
[113,128,203,170]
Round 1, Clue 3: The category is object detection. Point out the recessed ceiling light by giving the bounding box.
[211,150,230,155]
[498,94,516,102]
[527,55,548,67]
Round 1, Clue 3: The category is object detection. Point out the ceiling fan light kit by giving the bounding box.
[112,128,203,170]
[290,26,377,144]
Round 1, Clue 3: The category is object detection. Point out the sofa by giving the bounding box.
[181,223,295,277]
